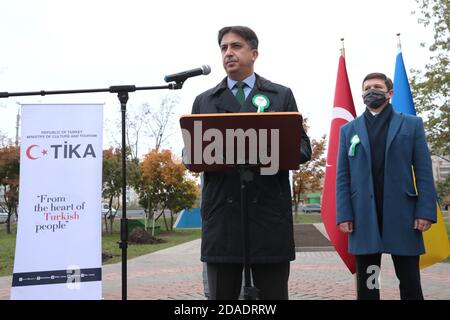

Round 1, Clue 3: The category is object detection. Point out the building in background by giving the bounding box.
[432,155,450,183]
[432,156,450,209]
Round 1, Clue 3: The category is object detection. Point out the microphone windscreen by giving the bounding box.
[202,65,211,75]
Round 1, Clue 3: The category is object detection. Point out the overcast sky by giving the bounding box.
[0,0,434,158]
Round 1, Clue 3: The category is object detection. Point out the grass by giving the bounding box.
[0,218,201,277]
[293,212,323,224]
[0,224,17,277]
[102,224,201,265]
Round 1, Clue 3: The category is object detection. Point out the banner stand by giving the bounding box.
[1,81,183,300]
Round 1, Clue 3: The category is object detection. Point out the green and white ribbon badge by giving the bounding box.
[252,94,270,112]
[348,134,360,157]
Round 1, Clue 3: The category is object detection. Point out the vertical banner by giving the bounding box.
[11,104,103,300]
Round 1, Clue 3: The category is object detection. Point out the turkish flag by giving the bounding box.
[321,54,357,273]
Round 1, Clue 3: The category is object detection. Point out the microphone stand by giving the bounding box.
[236,164,259,300]
[1,81,184,300]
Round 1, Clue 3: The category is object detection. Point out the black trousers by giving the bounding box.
[206,262,290,300]
[355,254,423,300]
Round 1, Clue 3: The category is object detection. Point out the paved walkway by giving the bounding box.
[1,235,449,300]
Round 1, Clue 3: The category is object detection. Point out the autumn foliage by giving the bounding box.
[292,135,327,212]
[138,149,199,231]
[0,146,20,234]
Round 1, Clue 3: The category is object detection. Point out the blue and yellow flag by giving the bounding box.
[392,50,416,115]
[392,48,450,269]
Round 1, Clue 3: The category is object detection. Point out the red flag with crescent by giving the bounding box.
[321,54,357,273]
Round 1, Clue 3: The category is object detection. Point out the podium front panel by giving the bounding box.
[180,112,303,173]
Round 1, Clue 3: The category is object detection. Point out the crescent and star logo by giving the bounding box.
[25,145,48,160]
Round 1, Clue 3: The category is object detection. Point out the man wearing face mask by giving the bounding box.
[336,72,437,300]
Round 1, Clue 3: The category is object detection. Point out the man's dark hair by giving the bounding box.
[218,26,259,49]
[362,72,393,91]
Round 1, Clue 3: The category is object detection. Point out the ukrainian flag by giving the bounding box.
[392,47,450,269]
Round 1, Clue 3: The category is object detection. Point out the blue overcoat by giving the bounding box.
[336,110,437,255]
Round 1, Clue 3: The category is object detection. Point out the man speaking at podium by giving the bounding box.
[191,26,312,300]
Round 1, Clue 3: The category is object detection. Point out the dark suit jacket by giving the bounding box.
[192,74,312,263]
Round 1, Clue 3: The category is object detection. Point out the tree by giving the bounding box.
[138,149,199,232]
[0,131,12,147]
[436,173,450,204]
[148,96,179,151]
[410,0,450,159]
[106,102,152,161]
[0,146,20,234]
[107,95,179,159]
[102,148,121,234]
[139,149,170,232]
[101,147,139,234]
[292,135,327,213]
[165,179,199,230]
[125,103,152,160]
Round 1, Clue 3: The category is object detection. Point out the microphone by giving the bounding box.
[164,65,211,83]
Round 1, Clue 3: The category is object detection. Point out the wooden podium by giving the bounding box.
[180,112,305,300]
[180,112,304,173]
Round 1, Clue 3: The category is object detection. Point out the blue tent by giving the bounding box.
[173,208,202,229]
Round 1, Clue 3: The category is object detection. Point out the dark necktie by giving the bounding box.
[235,81,246,106]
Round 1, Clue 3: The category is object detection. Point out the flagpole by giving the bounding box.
[339,36,358,298]
[396,33,402,50]
[341,36,359,298]
[340,38,345,57]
